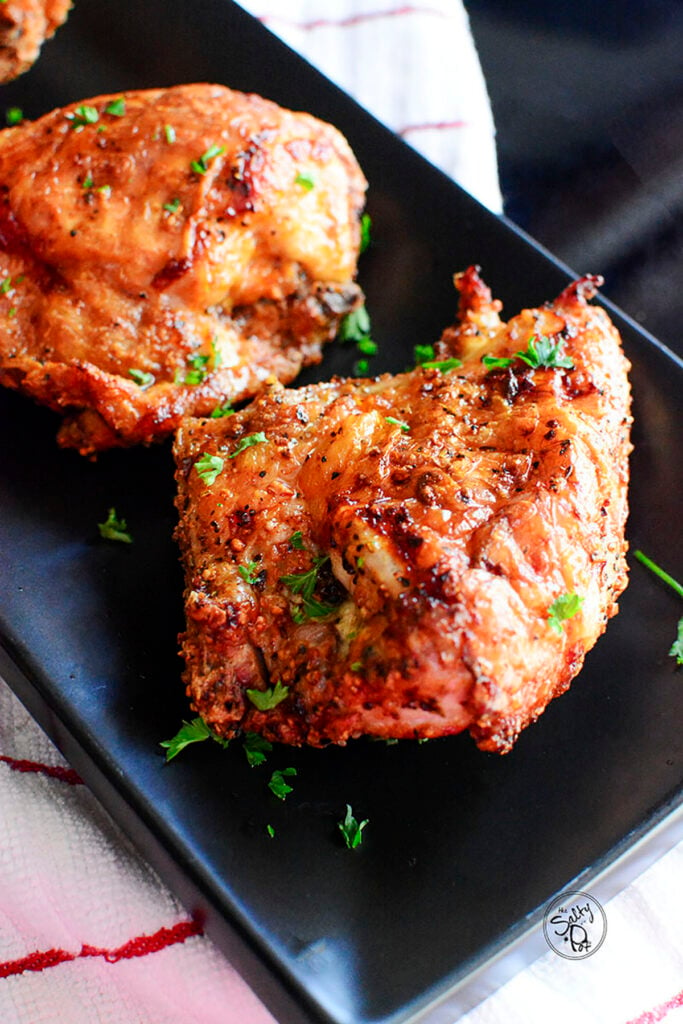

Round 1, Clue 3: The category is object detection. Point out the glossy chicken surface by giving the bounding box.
[174,268,632,752]
[0,84,366,453]
[0,0,70,82]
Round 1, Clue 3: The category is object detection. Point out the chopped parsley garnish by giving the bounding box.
[164,123,176,143]
[210,400,235,419]
[160,717,230,762]
[7,306,16,318]
[350,661,363,672]
[5,107,22,126]
[354,358,370,376]
[97,507,133,544]
[634,550,683,666]
[82,174,94,190]
[289,530,305,550]
[295,171,315,190]
[360,213,372,254]
[176,351,210,386]
[338,804,368,849]
[66,104,99,130]
[547,592,584,634]
[266,824,276,838]
[238,559,262,585]
[128,368,155,389]
[385,416,410,432]
[268,767,297,800]
[104,97,126,117]
[281,555,338,621]
[421,357,463,373]
[246,681,290,711]
[356,336,378,356]
[517,334,574,370]
[243,732,272,767]
[482,354,515,370]
[0,275,13,294]
[228,432,268,458]
[163,197,181,214]
[190,144,225,175]
[194,452,224,485]
[339,304,371,343]
[414,343,435,366]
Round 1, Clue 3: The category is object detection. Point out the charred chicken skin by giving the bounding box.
[174,268,632,753]
[0,0,70,83]
[0,84,366,453]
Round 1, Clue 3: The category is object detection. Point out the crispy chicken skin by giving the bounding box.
[0,84,366,453]
[173,268,632,752]
[0,0,70,83]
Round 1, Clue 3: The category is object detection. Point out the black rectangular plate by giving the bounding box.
[1,3,682,1023]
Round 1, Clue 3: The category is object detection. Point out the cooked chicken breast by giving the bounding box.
[0,84,366,453]
[173,268,632,752]
[0,0,70,82]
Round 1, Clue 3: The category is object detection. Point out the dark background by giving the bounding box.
[466,0,683,360]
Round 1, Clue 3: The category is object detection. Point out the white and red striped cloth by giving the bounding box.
[1,2,682,1022]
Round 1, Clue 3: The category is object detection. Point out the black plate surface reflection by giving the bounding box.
[0,4,681,1023]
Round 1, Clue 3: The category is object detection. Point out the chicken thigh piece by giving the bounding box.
[0,84,366,453]
[173,267,632,753]
[0,0,70,83]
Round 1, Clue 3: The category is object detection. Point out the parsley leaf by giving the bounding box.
[421,357,463,373]
[354,358,370,376]
[359,212,372,254]
[414,343,435,366]
[98,507,133,544]
[281,555,338,620]
[482,354,515,370]
[243,731,272,767]
[238,560,262,585]
[516,335,574,370]
[105,97,126,117]
[164,124,176,144]
[160,717,229,762]
[385,416,410,432]
[163,197,181,214]
[228,432,268,458]
[5,106,22,126]
[266,824,276,838]
[339,305,371,343]
[210,400,235,419]
[66,104,99,130]
[547,592,584,634]
[268,767,297,800]
[190,144,225,175]
[128,368,155,389]
[338,804,369,849]
[0,275,13,294]
[289,530,305,550]
[195,452,224,485]
[295,171,315,190]
[246,681,290,711]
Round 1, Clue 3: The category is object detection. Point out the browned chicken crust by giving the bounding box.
[0,0,70,82]
[173,268,632,753]
[0,84,366,453]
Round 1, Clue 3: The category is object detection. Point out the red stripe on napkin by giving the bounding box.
[626,987,683,1024]
[259,5,449,32]
[399,119,468,136]
[0,753,83,785]
[0,920,202,979]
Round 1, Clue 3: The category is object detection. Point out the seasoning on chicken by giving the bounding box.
[173,267,632,753]
[0,84,366,453]
[0,0,71,82]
